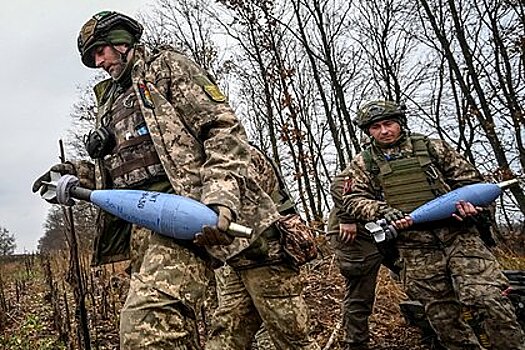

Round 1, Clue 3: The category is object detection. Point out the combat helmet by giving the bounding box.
[77,11,143,68]
[354,100,407,131]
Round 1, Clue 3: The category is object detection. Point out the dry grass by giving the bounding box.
[302,251,430,350]
[1,239,523,349]
[493,247,525,270]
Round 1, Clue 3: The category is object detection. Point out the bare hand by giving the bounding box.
[452,200,480,221]
[392,215,413,231]
[339,223,357,244]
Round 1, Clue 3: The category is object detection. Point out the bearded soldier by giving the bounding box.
[33,11,319,350]
[337,100,524,350]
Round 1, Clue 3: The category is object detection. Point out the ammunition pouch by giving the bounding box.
[91,210,132,266]
[85,126,116,159]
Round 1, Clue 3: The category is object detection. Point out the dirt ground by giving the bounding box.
[0,249,431,350]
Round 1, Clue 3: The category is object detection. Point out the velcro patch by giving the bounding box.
[138,82,155,109]
[194,74,226,103]
[343,177,353,195]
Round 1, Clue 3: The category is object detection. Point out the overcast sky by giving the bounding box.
[0,1,149,253]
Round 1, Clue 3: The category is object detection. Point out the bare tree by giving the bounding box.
[55,0,525,231]
[139,0,221,72]
[416,0,525,216]
[0,226,15,256]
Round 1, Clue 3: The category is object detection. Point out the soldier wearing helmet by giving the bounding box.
[77,11,143,68]
[354,100,407,131]
[33,10,320,350]
[332,99,525,349]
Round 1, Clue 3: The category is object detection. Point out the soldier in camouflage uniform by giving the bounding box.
[209,145,316,350]
[210,149,292,350]
[33,11,318,350]
[328,177,399,350]
[337,100,525,350]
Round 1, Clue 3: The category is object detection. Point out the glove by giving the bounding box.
[380,207,406,224]
[194,205,234,246]
[32,163,76,203]
[378,219,398,241]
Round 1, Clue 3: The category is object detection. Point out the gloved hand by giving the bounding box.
[32,163,76,203]
[378,219,398,241]
[194,205,235,246]
[380,206,406,224]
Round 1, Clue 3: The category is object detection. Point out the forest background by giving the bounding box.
[37,0,525,251]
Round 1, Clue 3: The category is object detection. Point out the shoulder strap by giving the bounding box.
[94,80,119,127]
[362,145,379,175]
[93,79,114,106]
[412,133,450,194]
[410,133,432,167]
[425,136,440,165]
[360,146,383,198]
[365,144,393,175]
[411,133,442,170]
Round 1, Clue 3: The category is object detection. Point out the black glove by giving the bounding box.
[194,205,235,246]
[472,209,497,247]
[381,207,406,224]
[378,218,398,241]
[32,163,76,203]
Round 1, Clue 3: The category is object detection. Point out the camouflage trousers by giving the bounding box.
[252,325,277,350]
[399,232,525,350]
[120,225,209,350]
[206,264,320,350]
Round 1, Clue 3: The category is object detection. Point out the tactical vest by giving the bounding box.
[103,85,166,188]
[364,134,450,213]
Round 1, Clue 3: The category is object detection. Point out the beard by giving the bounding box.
[108,59,126,80]
[108,47,134,84]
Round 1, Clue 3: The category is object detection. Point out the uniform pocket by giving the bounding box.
[448,234,508,293]
[244,264,303,298]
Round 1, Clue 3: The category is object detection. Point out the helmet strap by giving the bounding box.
[109,44,134,85]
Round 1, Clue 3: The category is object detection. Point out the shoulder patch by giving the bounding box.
[194,74,226,103]
[138,82,155,109]
[343,177,353,195]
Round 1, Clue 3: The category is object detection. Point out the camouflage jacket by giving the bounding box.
[87,45,280,265]
[339,134,484,224]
